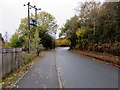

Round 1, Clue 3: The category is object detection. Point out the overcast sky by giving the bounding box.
[0,0,105,39]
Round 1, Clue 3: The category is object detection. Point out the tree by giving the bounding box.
[37,11,58,36]
[14,11,58,50]
[59,1,120,55]
[60,15,79,48]
[37,11,58,49]
[57,37,70,47]
[10,33,19,48]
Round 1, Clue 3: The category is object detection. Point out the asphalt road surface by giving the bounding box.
[55,47,118,88]
[13,47,119,88]
[13,51,59,88]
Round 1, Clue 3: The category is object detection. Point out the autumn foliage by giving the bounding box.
[60,2,120,56]
[57,38,70,47]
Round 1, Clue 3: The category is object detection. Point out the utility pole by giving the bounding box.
[34,6,41,49]
[24,2,30,53]
[23,2,41,53]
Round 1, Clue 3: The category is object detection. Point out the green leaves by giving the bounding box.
[59,1,120,52]
[10,11,58,49]
[10,33,19,48]
[37,11,58,49]
[37,11,58,35]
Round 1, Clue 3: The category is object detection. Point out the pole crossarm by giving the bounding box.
[24,3,41,12]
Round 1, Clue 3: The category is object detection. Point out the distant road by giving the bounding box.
[55,47,118,88]
[14,47,118,88]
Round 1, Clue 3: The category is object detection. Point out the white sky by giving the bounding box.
[0,0,105,39]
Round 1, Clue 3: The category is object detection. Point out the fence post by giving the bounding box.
[0,48,2,83]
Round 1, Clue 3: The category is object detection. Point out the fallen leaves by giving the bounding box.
[69,49,120,68]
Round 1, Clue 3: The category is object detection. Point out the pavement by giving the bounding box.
[12,47,119,88]
[13,51,59,88]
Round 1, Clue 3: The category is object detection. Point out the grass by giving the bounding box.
[0,51,48,88]
[55,47,62,48]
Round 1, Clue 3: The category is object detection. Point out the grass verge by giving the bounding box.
[55,47,63,49]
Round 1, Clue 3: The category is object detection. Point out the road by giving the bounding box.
[13,47,118,88]
[55,47,118,88]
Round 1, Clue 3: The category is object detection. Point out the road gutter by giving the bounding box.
[10,68,29,89]
[10,59,37,89]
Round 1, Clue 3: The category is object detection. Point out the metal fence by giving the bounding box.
[0,48,25,79]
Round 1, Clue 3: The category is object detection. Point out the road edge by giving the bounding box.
[69,49,120,69]
[10,61,35,89]
[10,51,48,89]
